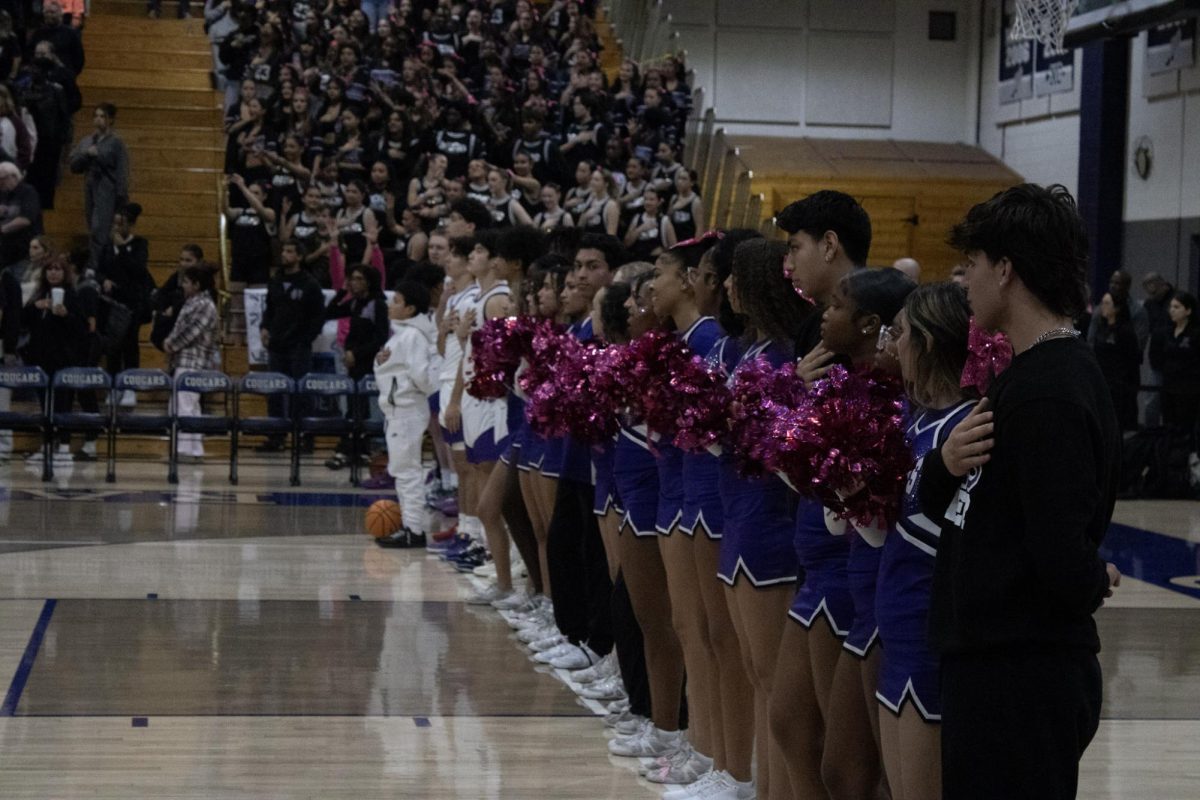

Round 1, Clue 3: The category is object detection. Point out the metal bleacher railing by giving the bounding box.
[605,0,777,237]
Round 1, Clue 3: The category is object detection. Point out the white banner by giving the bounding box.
[244,289,393,366]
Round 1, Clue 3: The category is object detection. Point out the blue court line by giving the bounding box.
[1,599,57,716]
[1100,523,1200,600]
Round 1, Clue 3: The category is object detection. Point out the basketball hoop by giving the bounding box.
[1011,0,1081,55]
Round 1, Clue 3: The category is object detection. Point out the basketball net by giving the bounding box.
[1010,0,1081,55]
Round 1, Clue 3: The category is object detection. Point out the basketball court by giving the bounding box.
[2,0,1200,797]
[0,456,1194,797]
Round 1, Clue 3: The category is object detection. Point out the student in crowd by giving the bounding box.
[668,168,703,243]
[20,255,88,461]
[97,202,155,405]
[324,264,390,470]
[0,162,41,269]
[257,239,325,452]
[225,173,277,286]
[150,244,207,351]
[1092,291,1142,431]
[1149,290,1200,435]
[68,103,129,272]
[163,267,220,463]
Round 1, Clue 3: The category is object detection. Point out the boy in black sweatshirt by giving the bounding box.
[258,239,325,451]
[918,184,1122,800]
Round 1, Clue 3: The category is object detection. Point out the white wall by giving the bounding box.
[662,0,979,142]
[1124,29,1200,223]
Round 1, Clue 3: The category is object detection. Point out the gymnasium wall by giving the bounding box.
[662,0,981,142]
[1123,30,1200,290]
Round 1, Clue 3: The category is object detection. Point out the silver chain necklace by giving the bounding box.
[1031,326,1079,348]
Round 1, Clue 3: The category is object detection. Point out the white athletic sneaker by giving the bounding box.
[613,713,645,736]
[644,745,713,785]
[579,675,626,700]
[548,643,600,669]
[607,723,683,758]
[466,583,507,605]
[693,775,755,800]
[663,771,727,800]
[473,562,498,579]
[606,697,629,712]
[603,707,638,729]
[491,591,530,611]
[529,633,567,652]
[517,624,558,644]
[571,651,617,684]
[533,641,578,662]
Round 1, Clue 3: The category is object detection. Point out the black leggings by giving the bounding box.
[546,478,613,653]
[106,323,142,377]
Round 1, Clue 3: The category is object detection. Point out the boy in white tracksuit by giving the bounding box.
[373,281,437,548]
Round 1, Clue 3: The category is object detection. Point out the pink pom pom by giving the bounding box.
[960,318,1012,395]
[801,366,913,526]
[727,357,810,477]
[619,330,698,440]
[671,356,733,453]
[467,317,560,400]
[524,336,627,444]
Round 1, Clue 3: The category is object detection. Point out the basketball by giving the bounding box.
[365,500,402,538]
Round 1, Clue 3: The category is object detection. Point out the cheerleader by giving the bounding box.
[516,255,571,601]
[870,282,976,800]
[617,237,726,775]
[662,231,762,794]
[718,238,815,800]
[808,267,915,800]
[444,229,516,605]
[604,267,688,760]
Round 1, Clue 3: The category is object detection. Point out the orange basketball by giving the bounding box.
[365,500,403,538]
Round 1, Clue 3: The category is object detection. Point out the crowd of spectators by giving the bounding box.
[196,0,697,458]
[204,0,697,293]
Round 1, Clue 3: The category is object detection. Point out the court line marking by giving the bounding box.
[1,599,57,716]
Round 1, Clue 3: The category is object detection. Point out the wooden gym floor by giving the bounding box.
[0,456,1197,798]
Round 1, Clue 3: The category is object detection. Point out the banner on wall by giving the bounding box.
[243,289,395,365]
[1034,42,1074,96]
[999,13,1034,104]
[1146,18,1196,75]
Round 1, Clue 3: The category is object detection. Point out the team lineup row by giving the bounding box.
[362,185,1118,800]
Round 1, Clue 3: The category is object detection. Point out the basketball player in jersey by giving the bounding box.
[923,184,1122,800]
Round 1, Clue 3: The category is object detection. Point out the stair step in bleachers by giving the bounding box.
[93,126,223,149]
[87,49,214,72]
[56,189,220,218]
[79,67,214,93]
[81,14,209,36]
